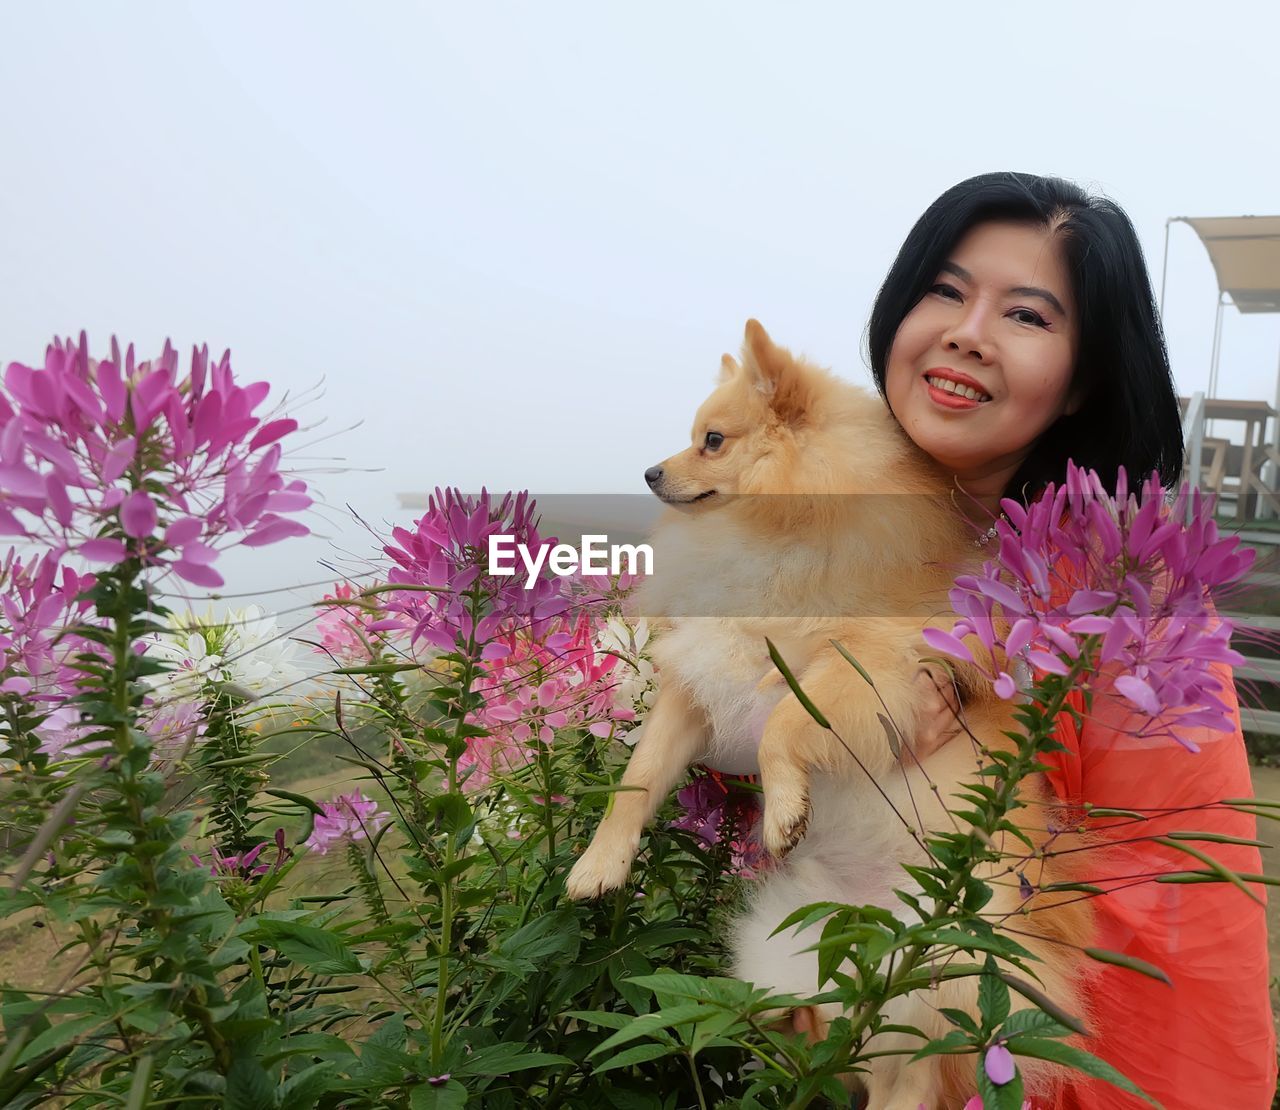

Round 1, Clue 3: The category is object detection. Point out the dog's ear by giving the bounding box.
[718,353,741,383]
[741,319,811,424]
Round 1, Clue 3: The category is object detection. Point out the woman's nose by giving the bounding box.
[941,303,994,361]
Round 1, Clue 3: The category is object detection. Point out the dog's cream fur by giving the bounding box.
[567,321,1092,1107]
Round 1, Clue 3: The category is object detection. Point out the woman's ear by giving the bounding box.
[1064,379,1087,417]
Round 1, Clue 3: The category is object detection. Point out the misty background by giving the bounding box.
[2,1,1278,619]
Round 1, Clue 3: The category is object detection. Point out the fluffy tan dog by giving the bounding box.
[567,321,1092,1107]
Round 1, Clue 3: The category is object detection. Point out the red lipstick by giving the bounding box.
[923,367,991,396]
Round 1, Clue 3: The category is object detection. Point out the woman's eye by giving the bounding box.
[704,432,724,451]
[930,283,961,300]
[1011,308,1049,328]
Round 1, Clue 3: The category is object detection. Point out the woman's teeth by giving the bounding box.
[926,375,989,402]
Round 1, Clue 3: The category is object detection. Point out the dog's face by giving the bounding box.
[645,319,823,508]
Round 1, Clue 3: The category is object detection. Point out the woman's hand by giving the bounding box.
[902,665,964,763]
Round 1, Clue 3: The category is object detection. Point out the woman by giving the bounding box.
[868,172,1276,1108]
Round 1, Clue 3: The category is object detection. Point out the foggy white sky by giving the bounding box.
[2,1,1279,607]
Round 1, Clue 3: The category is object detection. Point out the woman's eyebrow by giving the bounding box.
[940,261,1068,317]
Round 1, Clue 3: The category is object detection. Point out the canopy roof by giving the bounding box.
[1177,215,1280,314]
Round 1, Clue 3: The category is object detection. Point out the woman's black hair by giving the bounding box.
[866,171,1184,502]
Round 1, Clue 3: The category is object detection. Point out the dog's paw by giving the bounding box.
[762,787,811,858]
[565,839,635,900]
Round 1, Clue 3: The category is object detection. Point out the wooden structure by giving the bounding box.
[1180,395,1279,521]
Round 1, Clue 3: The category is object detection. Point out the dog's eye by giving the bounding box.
[704,432,724,451]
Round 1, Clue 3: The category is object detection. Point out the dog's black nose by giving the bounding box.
[644,465,664,488]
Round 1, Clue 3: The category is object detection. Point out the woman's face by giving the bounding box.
[885,220,1081,503]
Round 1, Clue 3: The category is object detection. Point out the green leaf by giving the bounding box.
[275,1062,338,1109]
[939,1007,981,1036]
[1153,835,1263,904]
[454,1044,571,1077]
[366,1013,407,1052]
[1154,869,1280,888]
[769,901,845,937]
[586,1002,718,1058]
[591,1042,678,1073]
[562,1009,633,1030]
[979,958,1010,1029]
[1040,881,1107,896]
[689,1007,746,1054]
[610,950,655,1014]
[409,1079,469,1109]
[124,1053,154,1110]
[261,1033,357,1065]
[573,783,650,796]
[766,639,830,728]
[224,1057,274,1110]
[1082,947,1172,987]
[976,1061,1025,1110]
[912,928,1033,962]
[1005,1036,1157,1103]
[623,973,712,1002]
[491,909,580,972]
[16,1014,104,1066]
[263,788,325,816]
[428,793,474,835]
[830,639,876,687]
[248,920,362,975]
[1163,829,1268,847]
[876,713,901,757]
[993,978,1085,1039]
[334,662,423,675]
[911,1028,972,1061]
[997,1008,1072,1039]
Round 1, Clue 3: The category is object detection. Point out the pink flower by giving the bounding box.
[0,550,100,686]
[670,769,765,878]
[191,830,286,879]
[961,1093,1034,1110]
[1,334,310,583]
[461,612,626,791]
[923,464,1252,748]
[304,790,390,854]
[379,488,568,653]
[141,697,205,760]
[313,581,380,664]
[984,1043,1015,1085]
[33,704,99,761]
[0,550,105,747]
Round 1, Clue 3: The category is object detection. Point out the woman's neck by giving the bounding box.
[951,476,1008,530]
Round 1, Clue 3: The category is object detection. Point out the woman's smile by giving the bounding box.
[922,367,992,407]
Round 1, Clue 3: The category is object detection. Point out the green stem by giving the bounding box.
[104,562,233,1075]
[687,1051,707,1110]
[540,739,556,858]
[430,599,480,1071]
[792,661,1089,1107]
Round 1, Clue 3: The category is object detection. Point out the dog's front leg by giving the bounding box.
[566,681,708,899]
[758,640,920,857]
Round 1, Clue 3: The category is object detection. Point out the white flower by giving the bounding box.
[223,605,304,696]
[594,615,658,744]
[141,618,225,703]
[141,604,304,704]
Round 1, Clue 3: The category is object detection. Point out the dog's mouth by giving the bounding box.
[660,489,718,505]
